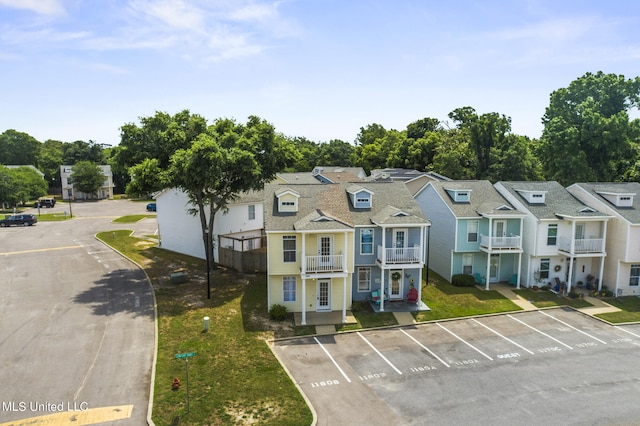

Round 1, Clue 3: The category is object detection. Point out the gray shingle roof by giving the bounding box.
[264,181,430,231]
[572,182,640,223]
[497,181,609,220]
[425,180,523,218]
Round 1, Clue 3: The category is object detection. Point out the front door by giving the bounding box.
[390,270,402,299]
[317,280,331,311]
[489,254,500,282]
[393,229,407,261]
[493,220,506,247]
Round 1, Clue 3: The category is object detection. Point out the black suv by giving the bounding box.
[0,214,38,227]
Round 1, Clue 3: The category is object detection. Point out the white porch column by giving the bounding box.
[380,272,385,312]
[598,257,605,292]
[516,252,522,289]
[488,217,493,251]
[485,254,491,290]
[342,276,347,323]
[301,277,307,325]
[301,233,306,275]
[567,256,575,294]
[417,267,423,302]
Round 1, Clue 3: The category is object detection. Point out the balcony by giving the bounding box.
[480,235,521,252]
[558,237,604,255]
[377,245,422,266]
[304,254,345,274]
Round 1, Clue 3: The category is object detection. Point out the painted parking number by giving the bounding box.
[310,380,340,388]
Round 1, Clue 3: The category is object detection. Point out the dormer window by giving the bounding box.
[276,188,300,212]
[515,189,546,204]
[393,211,409,217]
[445,188,471,203]
[347,186,373,208]
[596,191,635,208]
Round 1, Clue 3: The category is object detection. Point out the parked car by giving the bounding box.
[146,203,157,212]
[34,197,56,208]
[0,214,37,227]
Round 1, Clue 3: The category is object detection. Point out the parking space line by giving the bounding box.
[357,332,403,375]
[471,319,535,355]
[313,337,351,383]
[400,329,450,368]
[507,314,573,350]
[617,327,640,339]
[436,323,493,361]
[539,311,607,344]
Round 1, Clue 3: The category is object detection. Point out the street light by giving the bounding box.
[67,189,73,219]
[205,227,211,299]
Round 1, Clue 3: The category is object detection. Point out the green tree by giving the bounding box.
[539,71,640,184]
[167,116,295,270]
[38,139,64,190]
[71,161,105,197]
[489,135,542,181]
[0,129,41,166]
[11,166,48,205]
[62,140,106,165]
[0,166,18,208]
[315,139,355,167]
[429,130,477,180]
[126,158,164,198]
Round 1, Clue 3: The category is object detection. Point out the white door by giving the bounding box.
[318,235,333,266]
[393,229,407,261]
[316,280,331,311]
[390,270,403,299]
[489,254,500,282]
[493,220,506,247]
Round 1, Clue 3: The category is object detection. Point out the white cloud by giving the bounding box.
[0,0,65,15]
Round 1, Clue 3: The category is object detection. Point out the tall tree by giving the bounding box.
[126,158,164,198]
[539,71,640,184]
[38,139,64,190]
[62,140,106,165]
[167,116,295,271]
[0,130,41,166]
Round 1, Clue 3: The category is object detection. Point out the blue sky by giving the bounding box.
[1,0,639,147]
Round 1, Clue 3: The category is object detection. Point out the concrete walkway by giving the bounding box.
[578,295,622,315]
[492,284,538,311]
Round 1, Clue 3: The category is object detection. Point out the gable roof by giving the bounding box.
[264,181,430,232]
[497,181,609,220]
[571,182,640,224]
[422,180,523,218]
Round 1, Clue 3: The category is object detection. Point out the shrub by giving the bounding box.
[269,304,289,321]
[452,274,476,287]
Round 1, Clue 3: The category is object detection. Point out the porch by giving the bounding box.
[369,299,431,313]
[293,310,357,326]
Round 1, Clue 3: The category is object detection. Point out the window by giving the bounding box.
[358,267,371,292]
[467,220,478,243]
[283,236,296,262]
[540,258,550,280]
[248,204,255,220]
[462,254,473,274]
[630,265,640,286]
[547,224,558,245]
[360,229,373,254]
[283,277,296,301]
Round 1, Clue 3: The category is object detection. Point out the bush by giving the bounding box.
[452,274,476,287]
[269,304,289,321]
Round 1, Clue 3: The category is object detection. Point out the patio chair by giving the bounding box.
[554,277,566,293]
[508,274,518,287]
[406,286,419,304]
[371,290,389,305]
[473,273,485,285]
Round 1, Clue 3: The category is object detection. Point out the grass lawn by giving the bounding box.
[112,214,156,223]
[97,230,312,426]
[513,288,593,309]
[596,296,640,323]
[414,271,523,322]
[336,301,397,332]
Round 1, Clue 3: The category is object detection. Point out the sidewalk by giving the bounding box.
[492,283,537,311]
[577,295,622,315]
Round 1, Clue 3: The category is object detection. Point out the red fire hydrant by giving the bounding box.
[172,377,181,390]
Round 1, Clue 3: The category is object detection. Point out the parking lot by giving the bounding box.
[272,308,640,425]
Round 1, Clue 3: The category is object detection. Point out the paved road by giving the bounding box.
[0,200,156,425]
[273,309,640,425]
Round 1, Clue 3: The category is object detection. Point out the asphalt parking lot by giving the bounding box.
[272,308,640,426]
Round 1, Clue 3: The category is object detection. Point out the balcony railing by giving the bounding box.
[558,237,604,254]
[304,254,344,273]
[377,245,422,265]
[480,235,521,250]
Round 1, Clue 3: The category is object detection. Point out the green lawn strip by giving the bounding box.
[513,288,593,309]
[415,271,523,322]
[33,213,73,221]
[96,230,312,426]
[336,301,397,332]
[112,214,156,223]
[595,296,640,323]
